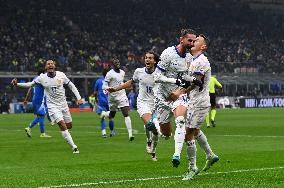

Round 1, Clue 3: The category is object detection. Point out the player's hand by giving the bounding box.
[166,89,182,102]
[11,79,18,86]
[76,98,83,105]
[192,77,203,92]
[107,87,117,93]
[23,100,28,106]
[176,79,191,89]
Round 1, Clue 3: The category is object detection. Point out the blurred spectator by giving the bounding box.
[0,0,282,73]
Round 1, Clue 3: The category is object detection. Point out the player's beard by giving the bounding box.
[186,45,193,51]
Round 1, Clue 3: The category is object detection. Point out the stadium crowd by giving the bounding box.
[0,0,283,74]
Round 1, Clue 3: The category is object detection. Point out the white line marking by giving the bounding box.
[1,129,283,138]
[38,166,284,188]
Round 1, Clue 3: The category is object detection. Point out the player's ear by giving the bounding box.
[201,44,207,51]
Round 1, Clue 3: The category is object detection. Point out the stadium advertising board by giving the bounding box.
[240,97,284,108]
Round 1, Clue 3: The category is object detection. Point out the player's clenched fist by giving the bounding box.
[11,79,18,86]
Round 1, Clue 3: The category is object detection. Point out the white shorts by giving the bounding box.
[171,94,189,112]
[137,100,154,117]
[108,94,129,111]
[186,104,209,129]
[154,97,172,124]
[48,103,72,124]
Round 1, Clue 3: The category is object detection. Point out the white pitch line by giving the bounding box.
[38,166,284,188]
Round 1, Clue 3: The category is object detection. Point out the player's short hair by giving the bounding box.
[199,34,210,48]
[46,60,56,65]
[111,58,120,64]
[180,28,197,38]
[145,50,160,63]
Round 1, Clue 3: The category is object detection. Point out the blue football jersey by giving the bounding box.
[94,77,108,105]
[32,76,44,105]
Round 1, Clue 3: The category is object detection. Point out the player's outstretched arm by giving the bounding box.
[11,79,35,88]
[108,80,134,93]
[67,81,82,103]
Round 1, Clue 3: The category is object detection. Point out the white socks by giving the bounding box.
[124,116,133,137]
[61,130,77,149]
[196,130,214,159]
[152,117,162,136]
[104,111,110,118]
[151,133,159,153]
[186,140,197,170]
[102,129,106,135]
[144,125,152,142]
[174,116,186,157]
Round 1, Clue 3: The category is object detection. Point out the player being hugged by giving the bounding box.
[11,60,83,154]
[107,51,161,161]
[153,28,203,167]
[168,34,219,180]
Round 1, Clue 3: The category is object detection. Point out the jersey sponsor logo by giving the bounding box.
[56,79,63,85]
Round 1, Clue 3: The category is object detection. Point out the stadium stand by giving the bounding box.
[0,0,283,101]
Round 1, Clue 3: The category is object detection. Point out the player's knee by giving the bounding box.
[175,116,185,128]
[186,140,195,147]
[66,122,72,129]
[121,108,129,117]
[109,111,116,119]
[160,123,171,137]
[145,121,156,131]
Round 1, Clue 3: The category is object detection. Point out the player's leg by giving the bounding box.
[141,112,159,161]
[121,106,134,141]
[183,127,199,180]
[50,107,79,153]
[205,111,211,128]
[154,97,172,138]
[117,95,134,140]
[194,107,219,172]
[172,94,188,167]
[25,116,38,137]
[97,104,107,137]
[182,105,200,180]
[37,104,51,138]
[25,104,41,137]
[108,111,116,137]
[210,93,217,127]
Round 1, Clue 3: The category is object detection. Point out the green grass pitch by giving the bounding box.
[0,108,284,187]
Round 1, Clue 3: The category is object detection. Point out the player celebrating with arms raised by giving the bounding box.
[11,60,82,154]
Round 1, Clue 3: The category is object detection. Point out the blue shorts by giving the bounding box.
[96,102,109,115]
[33,103,47,116]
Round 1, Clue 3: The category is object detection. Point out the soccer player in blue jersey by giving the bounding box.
[24,70,51,138]
[94,69,114,138]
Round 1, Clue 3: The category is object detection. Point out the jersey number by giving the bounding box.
[51,86,57,94]
[146,86,153,93]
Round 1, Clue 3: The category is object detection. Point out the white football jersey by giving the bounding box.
[132,67,155,102]
[104,69,126,98]
[188,53,211,107]
[156,46,193,99]
[34,71,71,107]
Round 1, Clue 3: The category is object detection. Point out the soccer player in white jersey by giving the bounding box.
[11,60,83,153]
[153,28,202,167]
[107,51,160,161]
[172,34,219,180]
[102,58,134,141]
